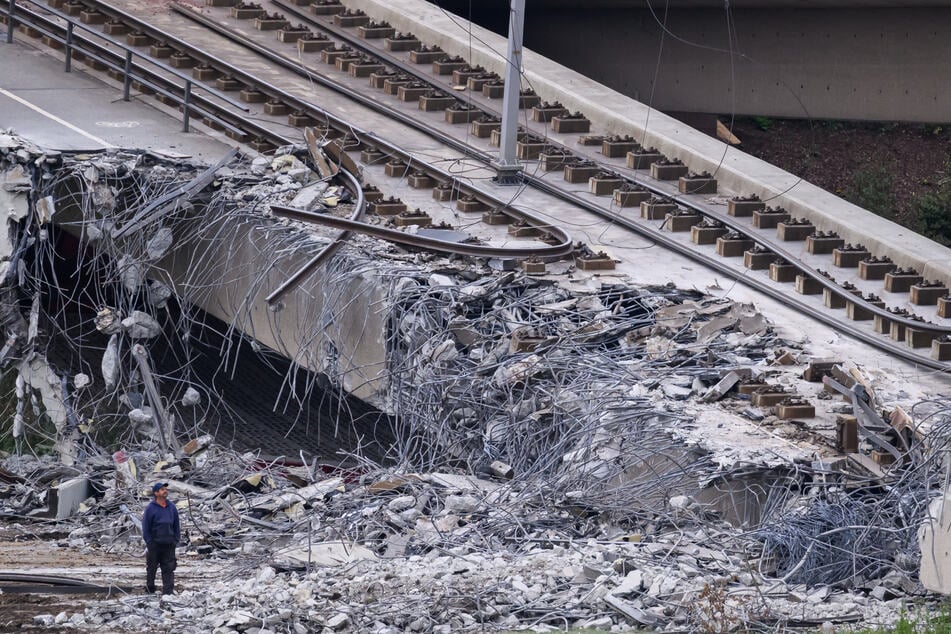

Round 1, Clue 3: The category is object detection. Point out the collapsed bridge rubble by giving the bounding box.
[1,130,951,631]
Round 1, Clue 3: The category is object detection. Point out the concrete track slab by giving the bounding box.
[6,3,950,380]
[0,40,232,157]
[348,0,951,284]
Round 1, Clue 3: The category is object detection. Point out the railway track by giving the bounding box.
[3,0,951,371]
[0,0,574,284]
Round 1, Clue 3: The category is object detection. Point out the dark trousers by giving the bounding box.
[145,542,176,594]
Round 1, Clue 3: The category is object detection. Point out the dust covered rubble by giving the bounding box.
[380,263,847,478]
[0,133,945,630]
[0,440,930,633]
[0,131,846,474]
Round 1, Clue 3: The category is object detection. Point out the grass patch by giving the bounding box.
[913,159,951,246]
[846,165,895,218]
[915,195,951,247]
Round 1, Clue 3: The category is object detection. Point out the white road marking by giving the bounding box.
[96,121,140,128]
[0,86,116,148]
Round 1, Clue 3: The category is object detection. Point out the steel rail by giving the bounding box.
[526,175,951,371]
[823,375,905,465]
[170,2,495,163]
[265,154,366,305]
[270,204,573,260]
[18,0,951,368]
[3,0,248,109]
[5,5,284,144]
[3,4,379,304]
[60,0,565,241]
[171,1,951,340]
[269,0,498,113]
[68,0,323,117]
[26,0,265,114]
[172,0,951,338]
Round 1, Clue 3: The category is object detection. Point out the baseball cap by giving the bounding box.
[151,482,169,493]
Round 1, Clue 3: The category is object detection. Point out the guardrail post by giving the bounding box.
[182,80,191,132]
[6,0,15,44]
[122,50,132,101]
[64,22,73,72]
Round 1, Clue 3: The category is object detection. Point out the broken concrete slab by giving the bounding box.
[121,311,162,339]
[277,541,377,567]
[702,371,742,402]
[146,227,174,260]
[0,164,31,224]
[52,476,90,519]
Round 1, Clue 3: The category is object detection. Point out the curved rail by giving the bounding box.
[12,0,951,369]
[167,4,951,337]
[45,0,569,239]
[265,147,366,305]
[270,203,574,260]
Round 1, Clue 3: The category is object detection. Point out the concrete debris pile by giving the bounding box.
[2,132,951,630]
[0,132,355,461]
[383,268,781,481]
[0,437,939,632]
[375,260,951,582]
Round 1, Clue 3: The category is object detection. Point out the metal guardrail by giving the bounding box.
[70,0,575,252]
[1,0,249,134]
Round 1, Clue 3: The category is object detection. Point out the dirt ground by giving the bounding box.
[0,528,135,632]
[0,593,84,633]
[724,116,951,230]
[0,524,226,632]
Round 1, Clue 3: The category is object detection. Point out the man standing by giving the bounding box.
[141,482,180,595]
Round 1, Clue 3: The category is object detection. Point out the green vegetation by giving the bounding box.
[917,193,951,245]
[914,160,951,246]
[753,116,774,132]
[850,603,951,633]
[846,165,895,219]
[844,152,951,246]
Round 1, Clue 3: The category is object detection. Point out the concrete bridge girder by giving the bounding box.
[160,217,390,408]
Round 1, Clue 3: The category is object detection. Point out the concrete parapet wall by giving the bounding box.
[347,0,951,284]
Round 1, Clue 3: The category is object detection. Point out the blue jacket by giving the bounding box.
[142,500,180,546]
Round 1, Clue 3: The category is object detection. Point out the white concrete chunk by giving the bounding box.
[324,612,349,630]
